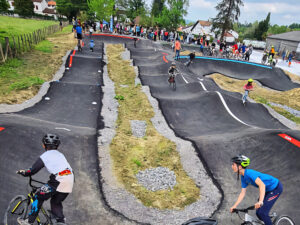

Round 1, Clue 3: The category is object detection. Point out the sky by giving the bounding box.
[144,0,300,26]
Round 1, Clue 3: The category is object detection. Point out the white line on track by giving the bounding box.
[197,78,204,81]
[199,81,256,128]
[55,127,71,131]
[199,82,207,91]
[181,74,189,84]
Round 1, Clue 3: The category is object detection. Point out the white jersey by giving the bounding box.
[40,150,74,193]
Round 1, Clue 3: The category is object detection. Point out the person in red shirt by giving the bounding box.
[242,78,254,105]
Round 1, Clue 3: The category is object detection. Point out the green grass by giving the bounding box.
[0,15,56,40]
[34,40,53,53]
[271,106,300,125]
[0,58,23,94]
[9,76,44,91]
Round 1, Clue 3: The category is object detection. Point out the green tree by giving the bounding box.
[88,0,115,21]
[14,0,34,17]
[127,0,146,20]
[156,0,188,30]
[211,0,244,41]
[0,0,10,13]
[151,0,165,17]
[56,0,88,21]
[254,12,270,40]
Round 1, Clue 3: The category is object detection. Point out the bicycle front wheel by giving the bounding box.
[274,215,295,225]
[4,195,29,225]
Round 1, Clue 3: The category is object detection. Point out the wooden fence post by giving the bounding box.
[21,35,24,52]
[17,36,21,53]
[12,36,17,56]
[0,42,5,63]
[5,37,12,59]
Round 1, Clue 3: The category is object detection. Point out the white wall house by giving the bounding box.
[6,0,57,19]
[190,20,215,39]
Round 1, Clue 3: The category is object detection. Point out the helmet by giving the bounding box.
[42,134,60,148]
[248,78,253,82]
[272,45,274,48]
[193,50,196,53]
[172,62,176,66]
[231,155,250,168]
[91,40,94,42]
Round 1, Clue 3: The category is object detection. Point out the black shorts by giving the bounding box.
[77,33,82,40]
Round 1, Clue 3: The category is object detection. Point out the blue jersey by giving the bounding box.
[241,169,279,192]
[76,26,82,34]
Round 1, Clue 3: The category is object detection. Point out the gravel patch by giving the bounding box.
[136,167,177,191]
[0,51,71,113]
[131,120,147,138]
[98,44,221,225]
[269,102,300,117]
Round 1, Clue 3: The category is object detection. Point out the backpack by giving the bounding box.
[182,217,218,225]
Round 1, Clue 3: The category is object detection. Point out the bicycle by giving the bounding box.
[168,72,178,90]
[4,175,61,225]
[233,205,295,225]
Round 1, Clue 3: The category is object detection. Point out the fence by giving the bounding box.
[0,22,68,63]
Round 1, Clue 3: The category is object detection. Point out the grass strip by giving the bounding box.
[209,73,300,124]
[106,44,199,209]
[0,25,76,104]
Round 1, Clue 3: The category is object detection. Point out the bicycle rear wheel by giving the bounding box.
[4,195,29,225]
[274,215,295,225]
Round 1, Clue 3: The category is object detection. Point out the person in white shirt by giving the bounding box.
[17,134,74,225]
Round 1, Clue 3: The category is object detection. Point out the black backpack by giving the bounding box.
[182,217,218,225]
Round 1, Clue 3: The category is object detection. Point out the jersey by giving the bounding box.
[241,169,279,192]
[76,26,82,34]
[40,150,74,193]
[243,83,253,91]
[175,41,181,51]
[168,66,178,75]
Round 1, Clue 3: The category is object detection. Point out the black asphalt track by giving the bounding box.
[1,34,300,225]
[0,36,138,225]
[127,38,300,224]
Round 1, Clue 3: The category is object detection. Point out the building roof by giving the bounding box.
[48,1,56,5]
[32,0,43,2]
[42,8,56,14]
[198,20,211,27]
[267,31,300,42]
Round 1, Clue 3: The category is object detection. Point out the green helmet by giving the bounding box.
[231,155,250,168]
[248,78,253,83]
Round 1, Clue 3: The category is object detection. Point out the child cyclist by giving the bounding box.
[230,155,283,225]
[168,62,179,83]
[242,78,254,105]
[17,134,74,225]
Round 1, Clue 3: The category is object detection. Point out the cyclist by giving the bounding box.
[185,50,196,67]
[168,62,178,83]
[17,134,74,225]
[174,38,181,60]
[76,24,83,49]
[230,155,283,225]
[242,78,254,104]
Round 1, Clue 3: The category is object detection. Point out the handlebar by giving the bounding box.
[232,206,255,213]
[17,171,45,189]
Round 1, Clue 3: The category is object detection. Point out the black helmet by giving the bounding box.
[231,155,250,168]
[42,134,60,148]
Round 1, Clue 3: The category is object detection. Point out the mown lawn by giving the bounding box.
[0,15,57,42]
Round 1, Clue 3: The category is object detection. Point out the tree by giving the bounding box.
[14,0,34,17]
[0,0,10,13]
[56,0,88,21]
[151,0,165,17]
[88,0,115,21]
[211,0,244,41]
[254,12,270,40]
[127,0,146,20]
[156,0,188,30]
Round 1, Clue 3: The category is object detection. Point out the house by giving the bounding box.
[266,31,300,59]
[6,0,57,19]
[189,20,215,39]
[223,30,239,43]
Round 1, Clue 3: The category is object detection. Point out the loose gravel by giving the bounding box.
[131,120,147,138]
[269,102,300,117]
[136,167,177,191]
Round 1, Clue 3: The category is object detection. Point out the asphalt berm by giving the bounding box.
[0,34,299,225]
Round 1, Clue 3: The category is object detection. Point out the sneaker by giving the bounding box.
[17,218,32,225]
